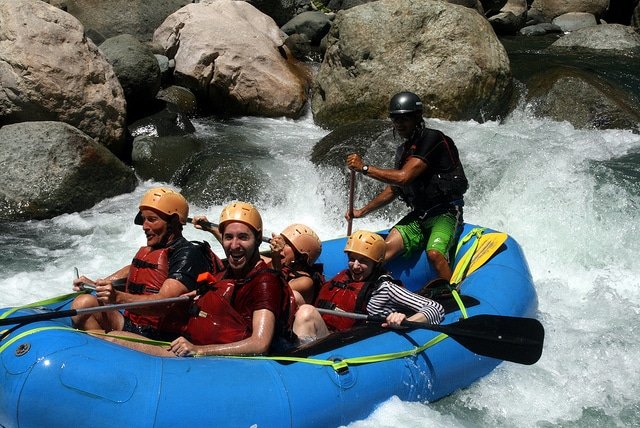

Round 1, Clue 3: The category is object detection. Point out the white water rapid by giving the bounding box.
[1,107,639,427]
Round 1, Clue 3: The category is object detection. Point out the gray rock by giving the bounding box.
[281,11,332,45]
[529,0,609,22]
[311,0,512,127]
[519,23,563,36]
[326,0,378,10]
[549,23,640,50]
[0,121,136,221]
[153,0,310,118]
[132,134,204,183]
[311,118,406,219]
[64,0,192,41]
[526,67,640,132]
[250,0,298,26]
[0,0,127,157]
[551,12,598,32]
[156,86,198,115]
[479,0,508,16]
[489,11,528,35]
[100,34,162,120]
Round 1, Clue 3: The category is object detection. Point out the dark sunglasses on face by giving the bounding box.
[390,114,413,123]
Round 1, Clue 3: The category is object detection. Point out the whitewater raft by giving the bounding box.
[0,224,539,428]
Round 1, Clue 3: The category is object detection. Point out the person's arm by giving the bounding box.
[92,278,190,315]
[73,265,130,292]
[288,275,315,305]
[267,234,285,271]
[192,215,222,244]
[104,241,199,306]
[347,153,428,187]
[376,281,445,326]
[169,309,276,356]
[348,185,397,220]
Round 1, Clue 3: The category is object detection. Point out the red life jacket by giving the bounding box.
[124,241,225,331]
[315,269,379,332]
[124,246,170,328]
[185,261,297,346]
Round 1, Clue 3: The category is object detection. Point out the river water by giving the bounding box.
[2,97,640,426]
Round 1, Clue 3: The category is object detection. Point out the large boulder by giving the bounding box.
[0,121,137,222]
[549,23,640,50]
[0,0,127,157]
[99,34,163,121]
[61,0,192,41]
[311,119,407,219]
[131,134,204,183]
[525,67,640,132]
[153,0,310,118]
[551,12,598,31]
[529,0,609,22]
[311,0,512,128]
[250,0,299,26]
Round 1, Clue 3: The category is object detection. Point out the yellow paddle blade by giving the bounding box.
[466,232,508,276]
[450,238,478,285]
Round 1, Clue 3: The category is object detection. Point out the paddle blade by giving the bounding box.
[445,314,544,365]
[466,232,508,276]
[450,241,476,284]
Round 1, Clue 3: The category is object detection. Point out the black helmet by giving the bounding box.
[388,92,423,116]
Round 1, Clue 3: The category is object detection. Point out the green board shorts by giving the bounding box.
[393,210,460,260]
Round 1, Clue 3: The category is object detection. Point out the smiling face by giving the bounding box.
[279,241,297,266]
[139,209,171,248]
[391,113,421,139]
[222,222,260,275]
[347,252,376,281]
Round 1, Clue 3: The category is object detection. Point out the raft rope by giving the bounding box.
[0,291,85,320]
[0,326,449,372]
[0,232,494,367]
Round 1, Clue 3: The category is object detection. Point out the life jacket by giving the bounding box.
[124,246,170,328]
[125,241,225,331]
[393,128,468,212]
[315,269,388,332]
[184,261,297,346]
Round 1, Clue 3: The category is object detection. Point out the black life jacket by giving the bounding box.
[393,128,468,212]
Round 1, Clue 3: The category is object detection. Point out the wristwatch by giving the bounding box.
[362,165,369,175]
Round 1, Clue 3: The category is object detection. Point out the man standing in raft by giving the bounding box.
[346,91,468,281]
[71,187,222,342]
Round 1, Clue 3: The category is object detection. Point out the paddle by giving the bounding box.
[315,308,544,365]
[187,217,271,243]
[0,295,191,327]
[347,170,356,236]
[466,232,508,276]
[74,267,127,292]
[450,232,508,284]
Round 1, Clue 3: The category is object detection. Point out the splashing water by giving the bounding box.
[1,108,639,427]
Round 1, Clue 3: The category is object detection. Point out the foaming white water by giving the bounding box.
[1,111,639,427]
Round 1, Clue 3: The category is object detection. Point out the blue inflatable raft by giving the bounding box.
[0,224,541,428]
